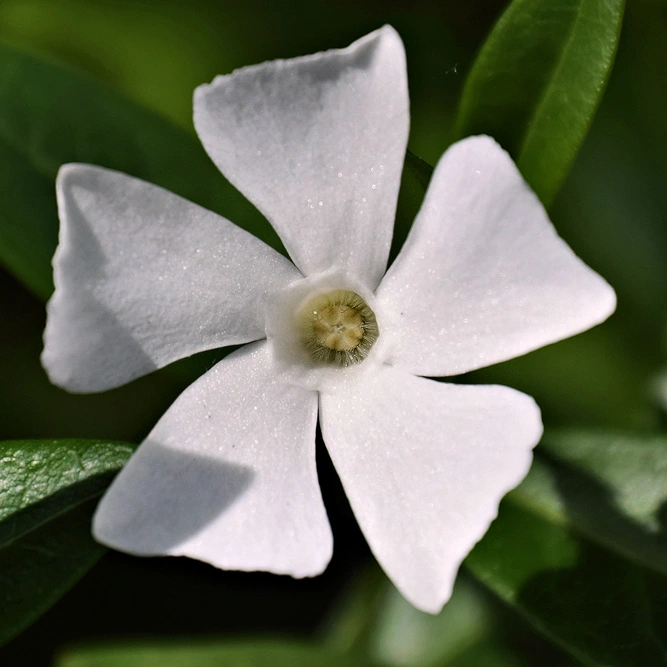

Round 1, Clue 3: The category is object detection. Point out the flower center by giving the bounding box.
[298,289,379,367]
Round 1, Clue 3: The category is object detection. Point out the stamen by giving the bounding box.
[298,289,379,367]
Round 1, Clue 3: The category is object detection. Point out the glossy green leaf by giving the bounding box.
[466,501,667,666]
[0,43,276,301]
[455,0,625,207]
[465,429,667,664]
[0,439,135,645]
[549,1,667,333]
[57,640,375,667]
[513,429,667,576]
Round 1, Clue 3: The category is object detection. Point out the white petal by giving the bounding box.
[43,164,300,392]
[377,136,616,377]
[319,364,542,613]
[194,26,409,289]
[93,341,332,578]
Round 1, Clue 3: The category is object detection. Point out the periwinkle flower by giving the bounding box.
[42,26,615,613]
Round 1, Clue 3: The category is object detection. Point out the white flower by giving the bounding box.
[42,26,616,613]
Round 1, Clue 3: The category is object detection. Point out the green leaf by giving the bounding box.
[470,325,658,430]
[57,640,375,667]
[466,501,667,665]
[321,565,575,667]
[321,442,667,667]
[0,43,277,301]
[512,430,667,576]
[403,150,434,193]
[443,643,527,667]
[322,567,495,666]
[390,150,434,263]
[549,1,667,332]
[365,578,497,667]
[465,429,667,664]
[455,0,625,207]
[319,566,387,655]
[0,439,135,645]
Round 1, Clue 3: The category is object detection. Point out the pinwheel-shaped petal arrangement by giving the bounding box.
[42,26,616,613]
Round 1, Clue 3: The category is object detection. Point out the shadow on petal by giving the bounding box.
[93,442,255,555]
[43,205,160,392]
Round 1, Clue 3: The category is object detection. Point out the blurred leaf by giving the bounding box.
[466,501,667,666]
[444,643,527,667]
[323,568,494,666]
[0,439,135,645]
[391,150,434,263]
[455,0,625,207]
[319,566,387,655]
[0,0,230,131]
[0,139,58,303]
[470,325,658,430]
[0,42,276,301]
[403,150,434,192]
[323,565,577,667]
[466,428,667,663]
[365,578,495,667]
[57,639,376,667]
[512,429,667,576]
